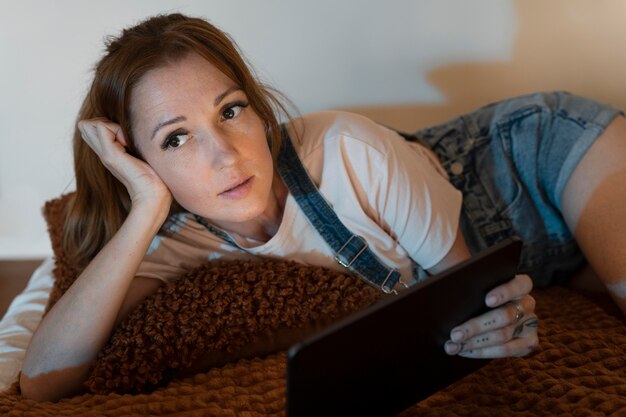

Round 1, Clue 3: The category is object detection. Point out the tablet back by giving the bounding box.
[286,237,523,417]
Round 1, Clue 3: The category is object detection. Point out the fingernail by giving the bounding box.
[451,330,465,342]
[444,341,460,355]
[486,295,498,306]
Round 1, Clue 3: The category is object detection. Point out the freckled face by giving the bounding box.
[130,52,274,224]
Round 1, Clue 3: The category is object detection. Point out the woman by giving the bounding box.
[20,13,626,401]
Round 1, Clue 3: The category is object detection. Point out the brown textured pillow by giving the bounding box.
[43,194,382,394]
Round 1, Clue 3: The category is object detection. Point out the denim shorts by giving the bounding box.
[405,91,623,287]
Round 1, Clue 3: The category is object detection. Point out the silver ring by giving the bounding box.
[507,300,524,324]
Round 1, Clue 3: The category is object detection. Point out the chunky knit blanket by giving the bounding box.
[1,195,625,416]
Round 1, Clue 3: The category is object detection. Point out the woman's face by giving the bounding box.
[130,52,275,224]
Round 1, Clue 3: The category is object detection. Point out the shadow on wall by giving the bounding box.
[348,0,626,132]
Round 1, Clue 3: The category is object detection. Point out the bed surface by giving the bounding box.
[2,285,625,416]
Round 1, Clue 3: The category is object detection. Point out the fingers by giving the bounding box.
[445,316,539,358]
[485,274,533,308]
[77,118,127,161]
[444,314,539,357]
[114,126,128,147]
[77,118,171,211]
[448,294,536,344]
[444,285,538,358]
[77,118,141,190]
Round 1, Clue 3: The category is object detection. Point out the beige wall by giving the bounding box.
[351,0,626,131]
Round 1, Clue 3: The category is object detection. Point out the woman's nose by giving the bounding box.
[204,133,238,170]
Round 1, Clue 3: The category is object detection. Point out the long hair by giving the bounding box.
[63,13,290,268]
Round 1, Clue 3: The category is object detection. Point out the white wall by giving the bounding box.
[5,0,626,261]
[0,0,516,259]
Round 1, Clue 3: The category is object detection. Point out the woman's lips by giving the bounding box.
[219,176,254,199]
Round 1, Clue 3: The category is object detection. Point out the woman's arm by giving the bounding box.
[361,122,538,358]
[19,201,168,401]
[20,118,172,401]
[426,228,472,275]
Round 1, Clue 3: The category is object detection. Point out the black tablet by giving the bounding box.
[286,237,523,417]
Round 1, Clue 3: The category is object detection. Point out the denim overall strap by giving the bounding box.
[277,127,401,294]
[193,215,239,247]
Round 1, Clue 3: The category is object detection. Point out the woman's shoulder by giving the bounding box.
[294,109,376,128]
[287,110,401,159]
[154,211,217,247]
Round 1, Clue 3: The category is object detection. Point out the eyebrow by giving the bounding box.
[150,86,243,140]
[214,85,242,107]
[151,116,186,141]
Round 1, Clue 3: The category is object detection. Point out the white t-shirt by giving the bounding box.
[0,111,463,389]
[137,111,463,290]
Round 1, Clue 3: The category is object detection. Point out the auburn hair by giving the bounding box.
[63,13,290,268]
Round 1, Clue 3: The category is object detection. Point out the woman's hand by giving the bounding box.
[444,274,539,358]
[77,118,171,209]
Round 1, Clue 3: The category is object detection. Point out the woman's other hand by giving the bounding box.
[77,118,171,209]
[444,274,539,358]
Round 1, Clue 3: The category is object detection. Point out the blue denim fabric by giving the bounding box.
[406,91,623,287]
[277,133,401,293]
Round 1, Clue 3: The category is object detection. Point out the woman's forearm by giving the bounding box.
[20,202,168,401]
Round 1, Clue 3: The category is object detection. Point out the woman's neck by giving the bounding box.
[213,172,288,243]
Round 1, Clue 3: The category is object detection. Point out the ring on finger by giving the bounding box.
[507,300,524,324]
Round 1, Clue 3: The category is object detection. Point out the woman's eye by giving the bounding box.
[161,133,189,150]
[221,102,248,121]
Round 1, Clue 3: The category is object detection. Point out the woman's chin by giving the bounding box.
[195,207,266,225]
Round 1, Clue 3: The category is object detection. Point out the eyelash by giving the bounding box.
[160,129,188,150]
[160,101,249,151]
[221,100,248,121]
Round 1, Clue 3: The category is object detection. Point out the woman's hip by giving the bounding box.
[412,91,623,286]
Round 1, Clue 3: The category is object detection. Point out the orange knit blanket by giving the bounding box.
[2,194,626,415]
[2,287,626,416]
